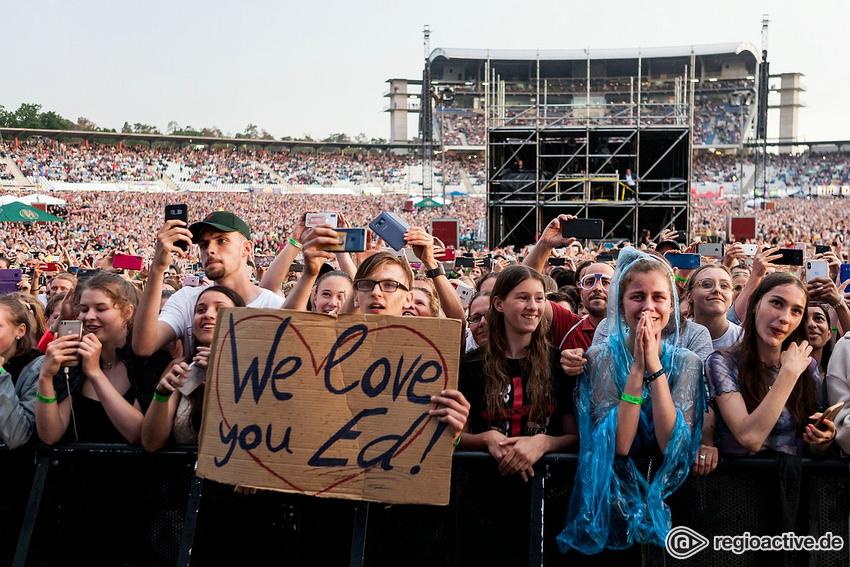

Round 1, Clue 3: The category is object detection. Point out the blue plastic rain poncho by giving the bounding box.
[557,247,705,553]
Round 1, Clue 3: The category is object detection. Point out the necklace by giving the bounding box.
[102,360,114,370]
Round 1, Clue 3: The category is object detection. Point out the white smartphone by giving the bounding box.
[805,260,829,282]
[455,282,475,308]
[178,362,206,396]
[739,244,758,257]
[305,213,338,228]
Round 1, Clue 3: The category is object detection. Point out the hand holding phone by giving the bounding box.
[165,204,189,252]
[813,401,845,431]
[57,320,83,367]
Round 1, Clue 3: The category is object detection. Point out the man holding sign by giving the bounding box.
[196,227,469,505]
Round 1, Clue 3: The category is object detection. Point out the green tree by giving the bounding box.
[14,103,43,128]
[121,122,133,133]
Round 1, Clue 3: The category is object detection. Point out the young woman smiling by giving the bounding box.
[35,272,171,444]
[458,265,578,481]
[142,286,245,450]
[559,247,704,553]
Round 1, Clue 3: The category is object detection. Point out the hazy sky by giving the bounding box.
[3,0,848,142]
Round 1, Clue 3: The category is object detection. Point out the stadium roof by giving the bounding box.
[430,42,760,63]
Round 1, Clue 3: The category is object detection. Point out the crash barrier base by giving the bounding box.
[0,446,846,566]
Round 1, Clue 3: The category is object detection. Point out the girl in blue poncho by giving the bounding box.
[558,247,705,553]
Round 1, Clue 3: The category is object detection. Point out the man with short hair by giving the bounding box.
[133,211,284,357]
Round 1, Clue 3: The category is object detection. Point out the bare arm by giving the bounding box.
[260,213,308,294]
[522,214,576,274]
[281,227,338,311]
[141,362,184,451]
[714,342,812,452]
[133,221,192,356]
[734,246,780,324]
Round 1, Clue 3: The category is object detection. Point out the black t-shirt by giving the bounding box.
[459,346,575,437]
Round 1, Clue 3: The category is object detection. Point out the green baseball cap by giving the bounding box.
[189,211,251,243]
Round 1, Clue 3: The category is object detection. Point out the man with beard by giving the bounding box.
[133,212,284,357]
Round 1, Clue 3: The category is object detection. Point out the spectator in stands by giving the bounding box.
[0,296,43,448]
[458,265,578,480]
[558,247,704,553]
[35,272,172,444]
[142,286,245,450]
[133,212,284,358]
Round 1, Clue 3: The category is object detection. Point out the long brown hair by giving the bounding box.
[482,265,553,428]
[736,272,815,428]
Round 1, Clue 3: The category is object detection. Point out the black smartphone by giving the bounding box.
[76,268,99,282]
[290,263,304,273]
[165,204,189,251]
[317,228,367,253]
[455,257,475,269]
[775,248,804,266]
[815,245,831,256]
[562,218,604,239]
[597,253,614,262]
[548,257,566,266]
[480,257,492,269]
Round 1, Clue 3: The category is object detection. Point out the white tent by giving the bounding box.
[0,195,19,206]
[18,193,67,206]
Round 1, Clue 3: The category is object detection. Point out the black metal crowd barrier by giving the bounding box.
[0,445,847,566]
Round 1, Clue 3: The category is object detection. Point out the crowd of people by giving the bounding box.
[693,150,850,188]
[7,141,847,196]
[1,141,485,191]
[1,183,850,562]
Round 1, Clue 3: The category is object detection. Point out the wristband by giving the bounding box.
[674,274,688,283]
[620,393,643,405]
[36,392,57,404]
[288,237,303,250]
[645,368,665,383]
[831,298,846,310]
[452,433,462,448]
[153,390,172,403]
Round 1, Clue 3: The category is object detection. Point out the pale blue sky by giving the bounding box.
[2,0,847,142]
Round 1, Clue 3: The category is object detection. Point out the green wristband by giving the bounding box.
[36,392,57,404]
[674,274,688,283]
[620,392,643,405]
[452,433,462,448]
[153,390,172,403]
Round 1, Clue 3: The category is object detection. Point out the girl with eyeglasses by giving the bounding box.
[686,263,744,352]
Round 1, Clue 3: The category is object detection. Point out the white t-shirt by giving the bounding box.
[711,322,744,352]
[159,285,284,343]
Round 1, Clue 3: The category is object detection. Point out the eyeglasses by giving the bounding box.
[694,279,733,293]
[354,279,409,293]
[578,273,612,290]
[467,313,486,324]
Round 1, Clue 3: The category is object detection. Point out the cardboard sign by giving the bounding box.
[197,308,461,505]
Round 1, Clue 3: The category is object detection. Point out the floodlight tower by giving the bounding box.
[420,25,434,199]
[754,14,770,207]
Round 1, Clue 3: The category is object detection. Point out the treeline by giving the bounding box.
[0,103,387,144]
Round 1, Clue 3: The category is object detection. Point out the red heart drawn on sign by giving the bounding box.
[211,313,451,496]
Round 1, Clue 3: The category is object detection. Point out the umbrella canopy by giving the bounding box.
[0,201,65,222]
[448,190,468,197]
[414,198,443,208]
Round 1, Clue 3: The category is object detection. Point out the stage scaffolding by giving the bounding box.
[484,53,695,248]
